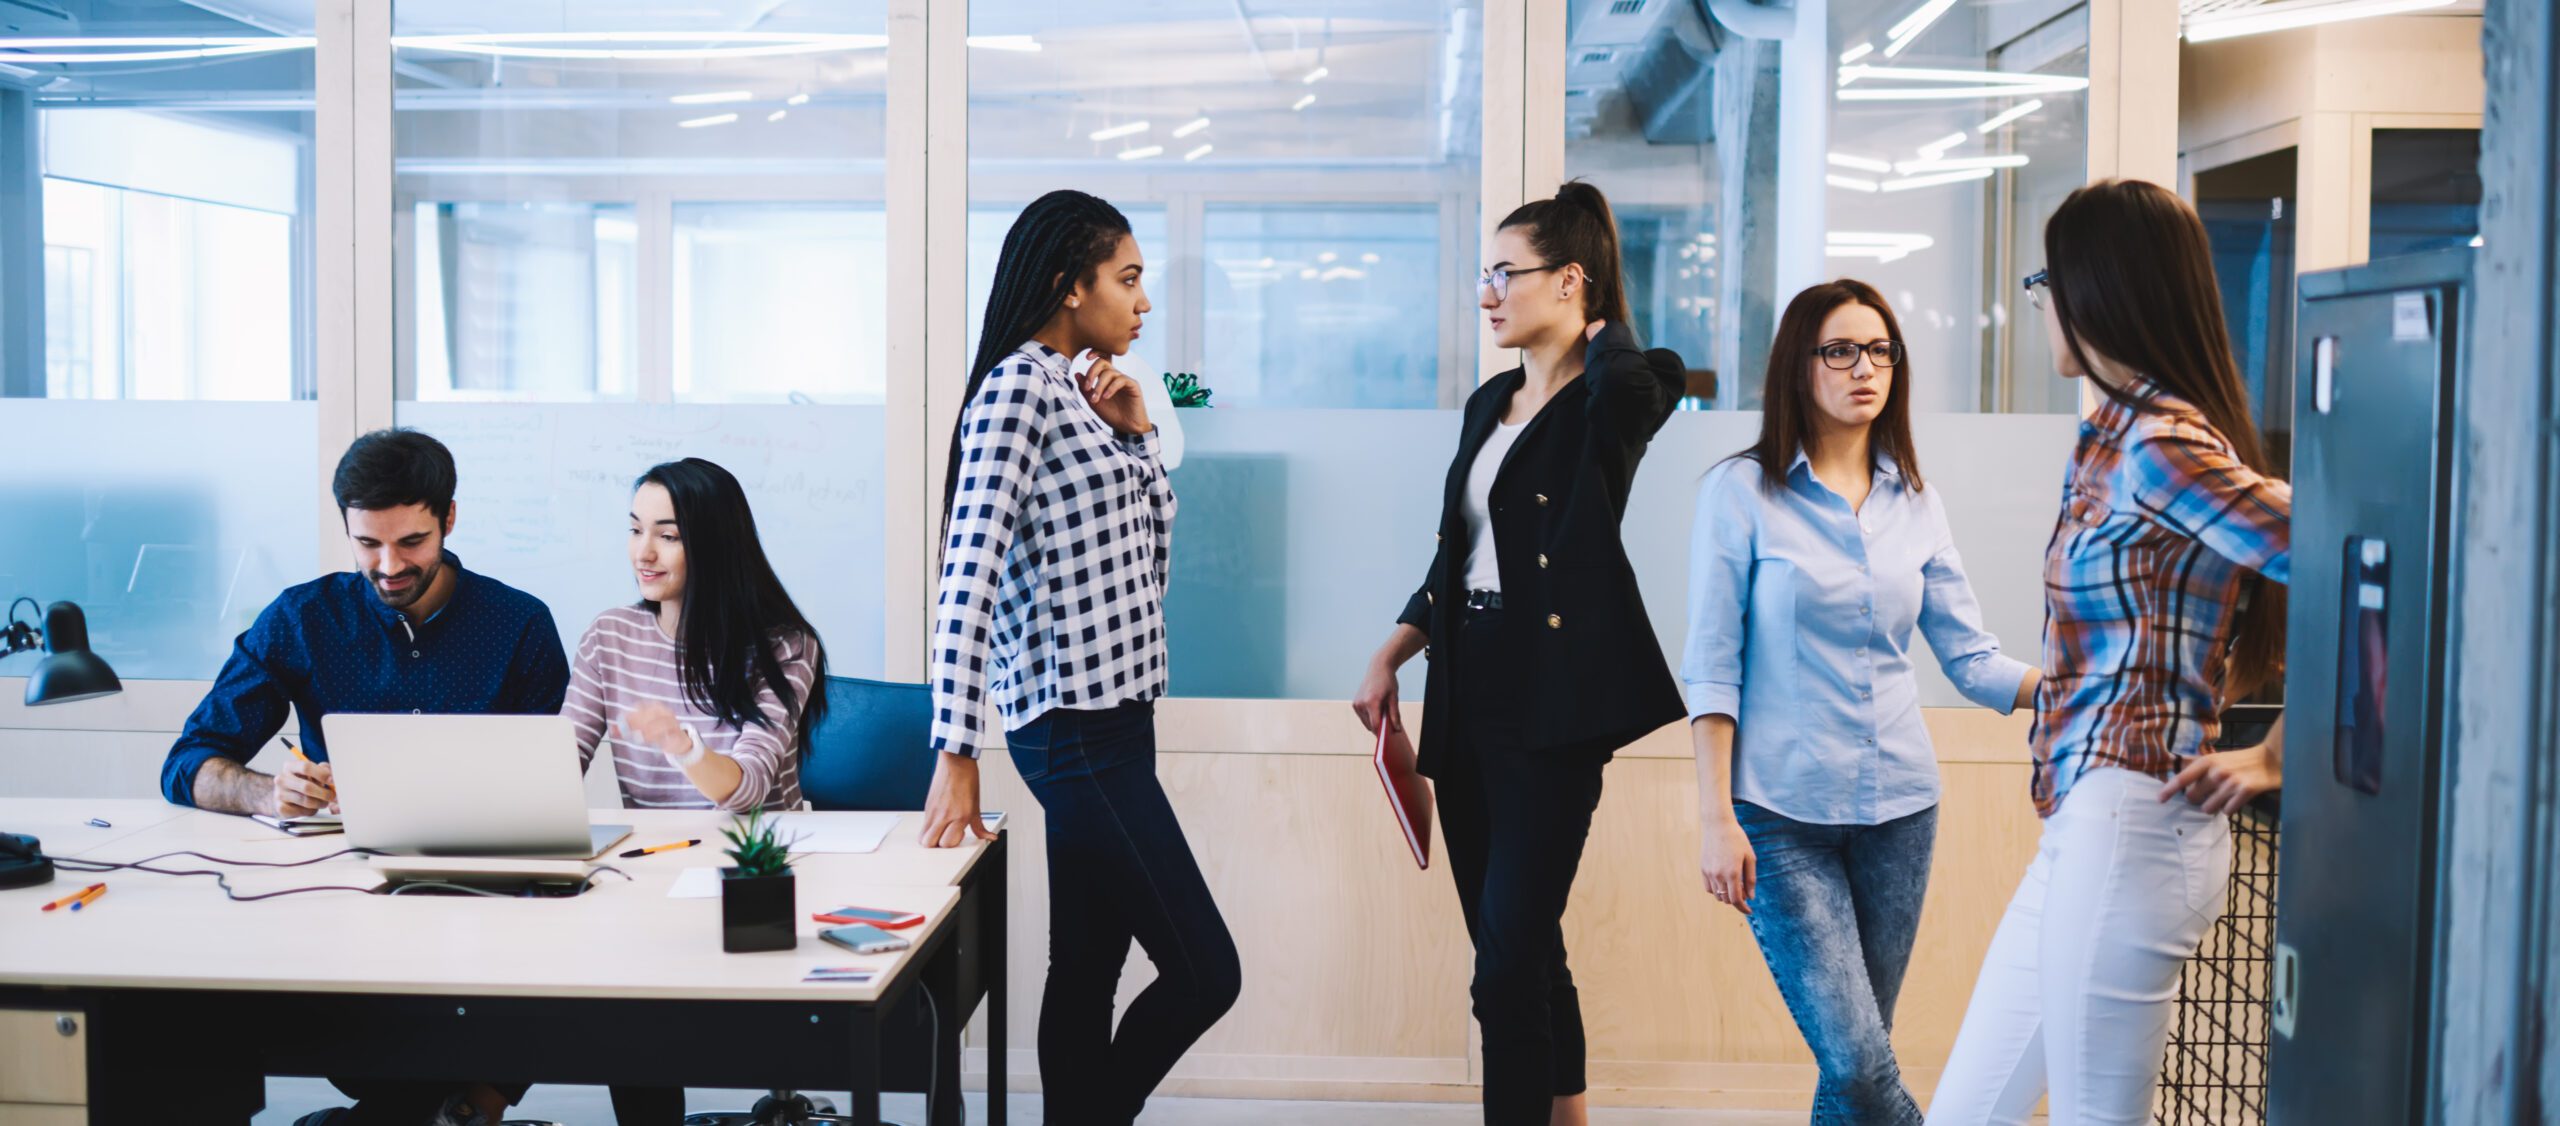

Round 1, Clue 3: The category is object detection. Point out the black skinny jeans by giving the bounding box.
[1436,606,1612,1126]
[1010,700,1242,1126]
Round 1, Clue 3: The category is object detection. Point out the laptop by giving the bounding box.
[320,713,631,860]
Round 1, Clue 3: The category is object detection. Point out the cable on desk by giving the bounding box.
[53,847,382,901]
[382,866,633,899]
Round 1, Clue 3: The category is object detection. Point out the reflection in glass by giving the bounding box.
[411,202,637,401]
[2369,129,2483,261]
[1204,206,1444,409]
[674,204,887,404]
[8,6,315,401]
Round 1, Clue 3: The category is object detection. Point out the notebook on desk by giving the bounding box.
[249,813,343,836]
[1374,722,1431,869]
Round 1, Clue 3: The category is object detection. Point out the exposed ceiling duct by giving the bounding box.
[1564,0,1719,145]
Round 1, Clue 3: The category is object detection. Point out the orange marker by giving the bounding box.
[618,839,701,859]
[69,885,105,911]
[41,883,104,912]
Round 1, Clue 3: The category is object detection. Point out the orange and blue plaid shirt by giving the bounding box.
[2029,381,2292,817]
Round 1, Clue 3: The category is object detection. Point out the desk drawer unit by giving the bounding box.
[0,1006,87,1121]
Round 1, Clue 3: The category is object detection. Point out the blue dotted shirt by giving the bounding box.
[159,551,570,806]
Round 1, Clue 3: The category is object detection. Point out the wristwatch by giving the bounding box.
[672,724,708,768]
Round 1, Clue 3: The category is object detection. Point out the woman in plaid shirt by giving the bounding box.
[1927,181,2292,1126]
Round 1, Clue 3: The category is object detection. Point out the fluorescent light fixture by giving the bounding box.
[1837,65,2092,101]
[1089,121,1152,141]
[1827,231,1936,263]
[1839,41,1876,65]
[2470,234,2485,247]
[965,35,1043,52]
[1828,152,1895,173]
[1117,145,1165,161]
[1883,0,1961,57]
[1319,252,1339,263]
[1292,93,1317,111]
[1300,268,1320,279]
[670,90,752,105]
[1896,153,2028,174]
[1916,131,1969,158]
[1881,167,1995,192]
[787,93,811,106]
[1302,66,1330,84]
[1362,253,1381,264]
[1975,99,2046,134]
[2184,0,2456,42]
[394,31,888,60]
[1319,266,1368,281]
[677,112,739,129]
[766,109,787,122]
[1183,143,1214,161]
[0,36,313,63]
[1827,174,1882,192]
[1172,117,1212,138]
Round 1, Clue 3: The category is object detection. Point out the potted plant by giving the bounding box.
[718,809,800,953]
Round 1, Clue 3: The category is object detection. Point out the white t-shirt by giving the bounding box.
[1461,420,1527,593]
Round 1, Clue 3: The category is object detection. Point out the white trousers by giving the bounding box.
[1923,767,2234,1126]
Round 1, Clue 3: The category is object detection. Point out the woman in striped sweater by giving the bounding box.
[565,457,828,812]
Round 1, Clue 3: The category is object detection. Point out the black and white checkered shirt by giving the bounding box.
[930,342,1178,759]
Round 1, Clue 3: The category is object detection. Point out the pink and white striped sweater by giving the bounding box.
[565,605,813,812]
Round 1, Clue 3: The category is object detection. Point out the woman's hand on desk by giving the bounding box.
[276,757,337,817]
[921,752,997,849]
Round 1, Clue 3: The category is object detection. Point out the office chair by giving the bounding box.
[685,676,939,1126]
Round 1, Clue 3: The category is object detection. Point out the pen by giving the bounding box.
[283,735,308,762]
[41,883,104,912]
[86,817,111,828]
[618,839,701,859]
[69,885,105,911]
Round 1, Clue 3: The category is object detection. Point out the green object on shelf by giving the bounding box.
[1164,371,1214,408]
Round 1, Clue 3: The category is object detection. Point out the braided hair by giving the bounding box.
[942,189,1134,524]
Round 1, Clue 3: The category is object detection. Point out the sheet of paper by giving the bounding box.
[769,812,901,854]
[667,866,723,899]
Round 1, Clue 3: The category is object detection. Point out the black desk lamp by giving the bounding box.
[2,598,123,888]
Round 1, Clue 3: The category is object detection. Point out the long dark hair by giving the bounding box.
[634,458,829,749]
[2043,178,2285,696]
[1738,279,1924,494]
[943,189,1133,524]
[1498,179,1634,329]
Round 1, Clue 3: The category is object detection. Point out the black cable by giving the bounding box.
[52,850,633,903]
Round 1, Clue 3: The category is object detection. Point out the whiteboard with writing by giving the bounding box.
[400,403,887,680]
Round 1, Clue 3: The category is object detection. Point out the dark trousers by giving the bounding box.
[1437,606,1612,1126]
[1733,801,1936,1126]
[1009,700,1242,1126]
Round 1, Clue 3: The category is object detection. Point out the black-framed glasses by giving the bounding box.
[2023,268,2050,311]
[1478,263,1561,301]
[1812,340,1904,370]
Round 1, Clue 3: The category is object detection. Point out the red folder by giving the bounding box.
[1374,722,1433,869]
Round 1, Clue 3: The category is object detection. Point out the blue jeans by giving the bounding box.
[1734,801,1936,1126]
[1009,700,1242,1126]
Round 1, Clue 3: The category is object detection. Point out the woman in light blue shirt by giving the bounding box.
[1684,279,2038,1125]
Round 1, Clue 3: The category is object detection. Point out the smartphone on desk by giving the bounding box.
[814,905,926,929]
[820,924,913,955]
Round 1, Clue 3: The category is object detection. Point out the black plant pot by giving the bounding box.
[720,869,797,953]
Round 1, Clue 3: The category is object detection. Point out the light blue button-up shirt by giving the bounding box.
[1682,452,2032,825]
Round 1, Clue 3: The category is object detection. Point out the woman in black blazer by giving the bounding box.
[1354,180,1687,1126]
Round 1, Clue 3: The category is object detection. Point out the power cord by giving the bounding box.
[922,984,941,1126]
[51,852,634,901]
[384,866,633,898]
[53,847,383,901]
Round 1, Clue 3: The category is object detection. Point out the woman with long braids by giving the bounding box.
[1927,180,2291,1125]
[1353,180,1688,1126]
[915,189,1239,1125]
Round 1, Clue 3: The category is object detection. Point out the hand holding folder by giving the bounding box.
[1374,721,1432,870]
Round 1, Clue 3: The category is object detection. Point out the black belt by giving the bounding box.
[1465,589,1504,611]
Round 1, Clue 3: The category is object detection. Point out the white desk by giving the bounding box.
[0,803,1002,1125]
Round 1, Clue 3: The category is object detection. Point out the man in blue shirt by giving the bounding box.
[163,428,567,816]
[160,428,566,1126]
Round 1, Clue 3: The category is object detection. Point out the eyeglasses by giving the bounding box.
[1478,263,1561,301]
[1812,340,1904,370]
[2023,269,2050,311]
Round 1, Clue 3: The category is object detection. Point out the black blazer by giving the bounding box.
[1397,320,1688,775]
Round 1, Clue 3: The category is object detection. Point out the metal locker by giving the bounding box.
[2267,247,2471,1125]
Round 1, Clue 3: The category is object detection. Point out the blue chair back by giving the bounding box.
[799,676,936,812]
